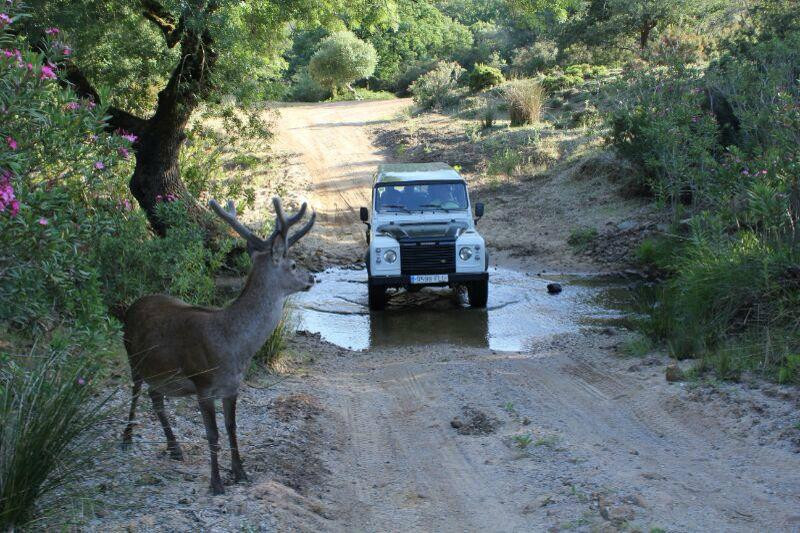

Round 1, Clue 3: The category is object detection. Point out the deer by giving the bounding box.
[121,197,315,495]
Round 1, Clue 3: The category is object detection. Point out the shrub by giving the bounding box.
[487,148,522,176]
[606,66,719,210]
[469,64,504,93]
[409,61,465,110]
[540,72,584,92]
[0,345,111,529]
[289,67,330,102]
[567,226,598,251]
[503,80,545,126]
[390,59,439,95]
[511,40,558,76]
[308,31,377,97]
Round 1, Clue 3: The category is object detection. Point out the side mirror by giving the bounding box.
[474,202,484,219]
[360,207,369,223]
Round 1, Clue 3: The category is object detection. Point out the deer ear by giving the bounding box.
[271,233,287,260]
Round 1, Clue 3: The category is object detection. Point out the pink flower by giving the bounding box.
[94,161,105,170]
[37,217,48,225]
[62,47,71,56]
[44,27,59,35]
[120,132,138,143]
[85,99,96,109]
[118,147,130,158]
[0,170,18,216]
[6,136,16,150]
[122,199,132,211]
[77,377,85,385]
[65,101,80,111]
[742,170,749,175]
[0,13,11,25]
[40,65,56,80]
[761,169,768,175]
[156,195,163,202]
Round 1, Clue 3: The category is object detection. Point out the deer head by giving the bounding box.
[210,197,316,295]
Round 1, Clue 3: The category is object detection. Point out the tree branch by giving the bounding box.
[63,63,148,136]
[141,0,182,48]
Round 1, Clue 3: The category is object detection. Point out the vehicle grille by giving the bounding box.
[400,241,455,275]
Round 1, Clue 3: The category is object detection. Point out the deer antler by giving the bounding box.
[268,197,315,253]
[212,197,315,253]
[209,199,263,250]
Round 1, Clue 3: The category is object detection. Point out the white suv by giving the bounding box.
[359,162,488,310]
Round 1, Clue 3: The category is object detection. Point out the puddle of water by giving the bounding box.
[290,266,637,352]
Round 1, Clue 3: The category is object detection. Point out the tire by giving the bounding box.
[467,279,488,308]
[368,283,387,311]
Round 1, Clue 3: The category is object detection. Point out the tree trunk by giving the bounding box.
[639,19,656,50]
[129,95,195,235]
[128,29,216,234]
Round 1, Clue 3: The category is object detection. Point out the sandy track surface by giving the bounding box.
[272,99,412,264]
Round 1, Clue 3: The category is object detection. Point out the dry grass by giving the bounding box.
[503,80,546,127]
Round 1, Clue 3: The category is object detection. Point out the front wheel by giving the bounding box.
[368,283,387,311]
[467,279,488,308]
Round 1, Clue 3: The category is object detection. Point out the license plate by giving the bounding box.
[410,274,449,284]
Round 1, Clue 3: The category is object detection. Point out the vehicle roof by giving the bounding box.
[375,162,463,184]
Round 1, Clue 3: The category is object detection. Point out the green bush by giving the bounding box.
[390,59,439,95]
[409,61,465,110]
[289,67,330,102]
[468,63,504,92]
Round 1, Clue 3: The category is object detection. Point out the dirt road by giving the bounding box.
[272,100,800,531]
[272,99,412,264]
[89,99,800,532]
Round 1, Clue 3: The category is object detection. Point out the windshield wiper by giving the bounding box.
[380,204,411,213]
[419,203,451,212]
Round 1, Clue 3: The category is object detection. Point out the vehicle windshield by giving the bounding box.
[375,182,468,212]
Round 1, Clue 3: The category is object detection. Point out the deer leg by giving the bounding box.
[223,395,248,483]
[149,390,183,461]
[198,396,224,495]
[121,374,143,449]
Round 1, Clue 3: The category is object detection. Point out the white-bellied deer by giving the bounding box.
[121,197,315,495]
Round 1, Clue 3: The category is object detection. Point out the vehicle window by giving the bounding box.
[375,182,468,212]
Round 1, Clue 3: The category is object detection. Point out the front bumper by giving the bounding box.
[368,272,488,288]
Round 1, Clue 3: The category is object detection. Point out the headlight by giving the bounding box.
[459,246,473,261]
[383,249,397,263]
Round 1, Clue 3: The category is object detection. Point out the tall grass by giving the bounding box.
[503,80,545,126]
[252,304,294,370]
[0,345,111,529]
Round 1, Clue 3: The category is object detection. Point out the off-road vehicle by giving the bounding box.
[360,162,488,310]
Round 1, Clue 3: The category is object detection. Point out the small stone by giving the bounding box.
[665,365,686,382]
[178,497,191,505]
[522,417,531,426]
[627,364,641,372]
[603,504,635,524]
[617,220,639,231]
[450,417,463,429]
[547,283,562,295]
[522,494,553,513]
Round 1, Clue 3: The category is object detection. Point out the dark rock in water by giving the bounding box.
[546,283,562,294]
